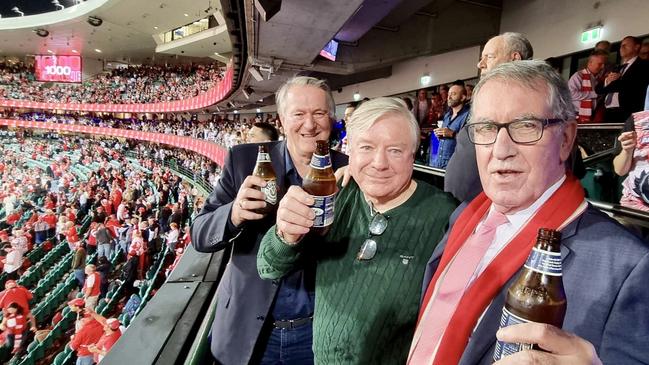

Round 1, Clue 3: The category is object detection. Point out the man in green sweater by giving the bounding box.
[258,97,457,364]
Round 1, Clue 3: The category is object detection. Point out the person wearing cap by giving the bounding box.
[86,309,122,363]
[83,265,101,310]
[69,299,103,365]
[0,280,37,332]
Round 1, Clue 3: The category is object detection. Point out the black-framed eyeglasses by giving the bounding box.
[357,202,389,261]
[466,118,564,145]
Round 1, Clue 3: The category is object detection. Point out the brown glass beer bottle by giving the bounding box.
[252,145,278,214]
[493,228,566,361]
[302,140,337,235]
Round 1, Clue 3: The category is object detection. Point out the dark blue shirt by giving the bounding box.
[270,145,316,320]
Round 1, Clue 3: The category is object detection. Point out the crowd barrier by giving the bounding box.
[0,65,233,113]
[0,119,228,166]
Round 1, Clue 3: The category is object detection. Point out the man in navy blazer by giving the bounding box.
[410,61,649,364]
[191,76,348,365]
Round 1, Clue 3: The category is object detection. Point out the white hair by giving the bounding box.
[346,97,420,154]
[275,76,335,119]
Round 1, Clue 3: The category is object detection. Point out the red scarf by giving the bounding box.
[578,69,594,123]
[418,175,585,365]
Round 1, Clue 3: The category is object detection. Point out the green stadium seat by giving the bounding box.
[53,351,67,365]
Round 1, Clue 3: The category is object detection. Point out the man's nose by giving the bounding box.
[491,127,517,160]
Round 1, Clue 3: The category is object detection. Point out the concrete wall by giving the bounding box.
[501,0,649,60]
[82,58,105,80]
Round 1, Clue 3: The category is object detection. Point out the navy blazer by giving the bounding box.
[191,140,348,365]
[421,203,649,365]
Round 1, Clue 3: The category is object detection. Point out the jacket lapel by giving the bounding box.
[270,141,288,197]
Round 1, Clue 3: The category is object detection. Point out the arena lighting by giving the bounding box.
[34,29,50,38]
[256,108,261,113]
[254,0,282,22]
[248,66,264,82]
[420,73,431,86]
[353,92,361,101]
[87,16,103,27]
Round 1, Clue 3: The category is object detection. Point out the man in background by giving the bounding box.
[444,32,533,202]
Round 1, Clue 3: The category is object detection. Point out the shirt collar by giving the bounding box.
[490,174,566,229]
[624,56,638,68]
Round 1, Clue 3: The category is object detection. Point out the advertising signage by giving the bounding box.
[35,55,82,83]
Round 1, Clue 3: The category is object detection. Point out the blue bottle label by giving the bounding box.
[493,307,533,361]
[309,153,331,169]
[310,193,335,227]
[524,247,562,276]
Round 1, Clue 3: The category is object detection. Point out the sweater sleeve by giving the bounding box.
[257,225,303,280]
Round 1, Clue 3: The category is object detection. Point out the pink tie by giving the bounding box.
[409,210,508,364]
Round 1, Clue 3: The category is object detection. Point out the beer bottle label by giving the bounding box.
[261,180,277,205]
[256,153,271,163]
[310,193,335,227]
[309,153,332,169]
[493,307,533,361]
[524,247,562,276]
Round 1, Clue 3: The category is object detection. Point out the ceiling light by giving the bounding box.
[95,49,102,53]
[72,49,78,53]
[258,98,264,102]
[154,26,159,30]
[184,13,189,17]
[256,108,261,113]
[353,92,361,101]
[47,50,53,54]
[233,110,239,114]
[214,52,219,55]
[420,73,432,86]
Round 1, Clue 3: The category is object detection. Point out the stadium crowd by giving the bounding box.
[0,133,203,364]
[0,62,223,104]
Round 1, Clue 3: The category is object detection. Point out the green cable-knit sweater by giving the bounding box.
[258,179,457,364]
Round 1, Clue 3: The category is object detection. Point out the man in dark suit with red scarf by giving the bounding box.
[409,60,649,365]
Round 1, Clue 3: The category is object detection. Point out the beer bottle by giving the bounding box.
[493,228,566,361]
[302,140,337,235]
[252,145,278,214]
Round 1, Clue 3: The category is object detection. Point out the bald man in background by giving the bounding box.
[444,32,533,202]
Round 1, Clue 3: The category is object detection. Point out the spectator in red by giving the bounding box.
[86,222,98,255]
[0,280,36,326]
[42,209,58,238]
[0,303,27,354]
[69,298,103,365]
[65,221,80,250]
[5,209,22,229]
[83,264,102,310]
[86,310,122,364]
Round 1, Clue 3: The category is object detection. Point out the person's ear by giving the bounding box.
[559,121,578,163]
[511,52,522,61]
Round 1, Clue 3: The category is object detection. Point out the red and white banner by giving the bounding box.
[0,118,228,166]
[1,64,233,113]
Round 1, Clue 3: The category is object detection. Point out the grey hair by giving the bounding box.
[501,32,534,60]
[346,97,420,154]
[472,59,576,122]
[275,76,336,119]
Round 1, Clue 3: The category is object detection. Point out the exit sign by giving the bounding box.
[581,27,602,44]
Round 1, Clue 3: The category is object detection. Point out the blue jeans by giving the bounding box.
[98,243,112,259]
[259,322,314,365]
[76,355,94,365]
[74,269,85,289]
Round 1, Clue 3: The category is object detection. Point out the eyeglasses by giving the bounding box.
[466,118,564,145]
[357,202,389,261]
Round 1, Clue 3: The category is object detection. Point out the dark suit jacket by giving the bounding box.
[191,140,348,365]
[596,58,649,121]
[421,203,649,365]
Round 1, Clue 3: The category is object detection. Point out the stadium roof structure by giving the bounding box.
[0,0,229,65]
